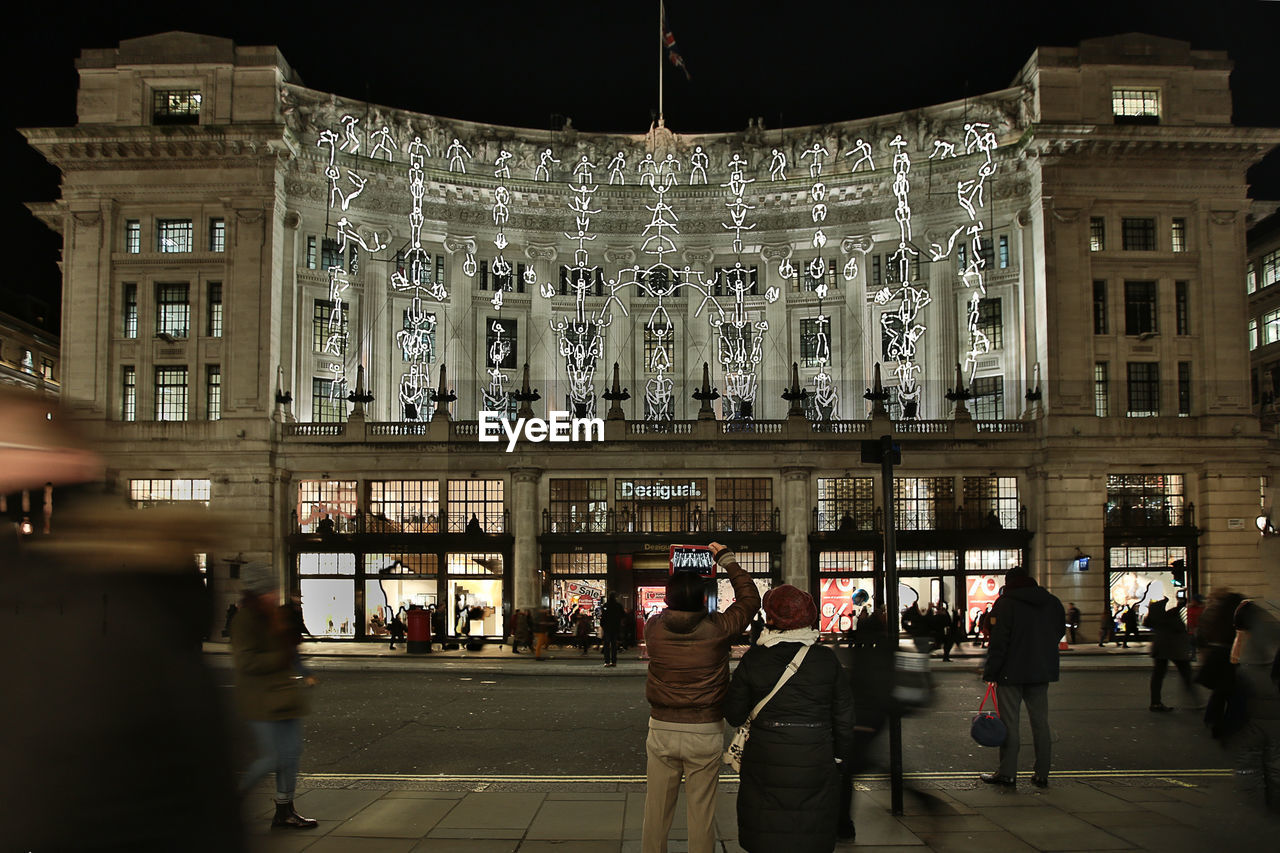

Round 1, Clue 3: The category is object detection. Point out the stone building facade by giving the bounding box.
[24,31,1280,641]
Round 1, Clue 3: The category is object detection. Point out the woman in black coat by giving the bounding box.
[725,585,854,853]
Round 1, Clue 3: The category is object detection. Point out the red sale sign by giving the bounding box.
[820,577,857,633]
[965,574,1002,633]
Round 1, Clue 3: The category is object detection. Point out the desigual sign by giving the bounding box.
[618,480,703,500]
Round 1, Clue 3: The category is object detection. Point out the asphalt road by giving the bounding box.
[215,667,1227,777]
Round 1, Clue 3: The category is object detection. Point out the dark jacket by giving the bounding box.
[725,642,853,853]
[231,604,310,721]
[982,582,1066,684]
[602,599,624,635]
[1144,600,1192,661]
[644,551,761,723]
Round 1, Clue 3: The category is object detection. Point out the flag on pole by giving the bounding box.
[661,2,691,80]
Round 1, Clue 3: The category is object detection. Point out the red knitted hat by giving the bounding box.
[762,584,818,630]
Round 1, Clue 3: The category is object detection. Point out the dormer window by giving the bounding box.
[1112,88,1160,125]
[153,89,201,125]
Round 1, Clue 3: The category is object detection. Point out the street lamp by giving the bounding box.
[1256,513,1276,536]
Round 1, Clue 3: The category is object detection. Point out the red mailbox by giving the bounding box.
[406,607,432,654]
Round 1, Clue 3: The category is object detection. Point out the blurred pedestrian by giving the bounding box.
[602,593,624,667]
[0,387,245,851]
[388,612,406,650]
[1145,598,1193,712]
[1122,603,1139,648]
[642,542,760,853]
[937,602,955,661]
[835,615,892,842]
[1198,590,1245,736]
[576,607,594,655]
[231,562,318,830]
[725,585,852,853]
[513,608,532,653]
[430,603,447,648]
[979,566,1066,788]
[533,607,554,660]
[1230,598,1280,813]
[223,602,239,638]
[1066,602,1081,645]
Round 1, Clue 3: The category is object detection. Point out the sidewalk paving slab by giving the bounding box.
[331,796,456,838]
[526,799,626,840]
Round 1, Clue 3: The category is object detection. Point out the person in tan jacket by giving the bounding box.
[231,562,318,830]
[642,542,761,853]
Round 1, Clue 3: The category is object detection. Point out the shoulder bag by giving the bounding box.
[723,645,810,772]
[970,683,1007,747]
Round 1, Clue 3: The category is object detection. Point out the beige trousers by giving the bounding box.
[642,718,724,853]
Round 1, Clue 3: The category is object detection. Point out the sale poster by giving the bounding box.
[965,574,1002,633]
[820,577,859,633]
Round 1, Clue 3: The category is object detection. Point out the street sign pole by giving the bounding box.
[863,434,904,815]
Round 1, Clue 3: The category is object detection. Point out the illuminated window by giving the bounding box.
[614,478,708,533]
[1095,362,1110,417]
[152,89,201,125]
[486,318,518,369]
[297,480,357,533]
[550,553,608,575]
[306,236,317,270]
[156,283,190,337]
[1111,88,1160,123]
[978,298,1002,349]
[1249,318,1260,351]
[447,479,505,532]
[893,477,955,531]
[816,477,874,532]
[125,220,141,253]
[1248,261,1257,294]
[311,377,346,423]
[998,234,1009,268]
[1126,362,1160,417]
[1265,309,1280,345]
[400,307,436,362]
[207,282,223,337]
[41,358,55,380]
[1089,217,1105,252]
[206,365,221,421]
[314,299,346,356]
[1170,218,1186,253]
[129,478,211,506]
[643,326,676,374]
[1106,474,1184,527]
[714,478,773,532]
[154,366,189,421]
[1122,218,1156,251]
[801,317,831,367]
[962,476,1019,529]
[209,218,225,252]
[368,480,441,533]
[122,282,138,338]
[1264,249,1280,288]
[121,366,136,422]
[156,219,193,253]
[548,479,608,533]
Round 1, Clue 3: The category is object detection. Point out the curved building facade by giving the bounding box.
[24,31,1280,641]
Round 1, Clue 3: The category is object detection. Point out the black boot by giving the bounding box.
[272,801,318,829]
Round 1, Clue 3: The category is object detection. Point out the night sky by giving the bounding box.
[9,0,1280,330]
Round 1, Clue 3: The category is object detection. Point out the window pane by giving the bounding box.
[1122,218,1156,251]
[368,481,441,533]
[122,366,136,421]
[207,282,223,338]
[206,365,221,421]
[1124,281,1157,335]
[1094,362,1109,417]
[816,478,875,531]
[1125,363,1160,417]
[209,218,225,252]
[152,89,202,125]
[156,219,193,253]
[125,220,141,254]
[446,480,506,532]
[1089,218,1105,252]
[155,283,190,337]
[297,480,358,533]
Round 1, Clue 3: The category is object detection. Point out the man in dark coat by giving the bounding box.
[642,542,760,853]
[601,593,624,667]
[1145,598,1193,711]
[979,566,1066,788]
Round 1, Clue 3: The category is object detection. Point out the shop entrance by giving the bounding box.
[446,552,504,640]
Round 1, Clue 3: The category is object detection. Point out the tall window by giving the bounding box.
[447,479,505,532]
[321,238,343,270]
[209,218,225,252]
[1089,217,1106,252]
[311,378,346,423]
[125,220,141,254]
[129,479,211,506]
[871,254,882,286]
[1122,218,1157,251]
[122,282,138,338]
[313,300,346,355]
[714,478,773,532]
[1175,281,1189,335]
[1106,474,1184,527]
[1264,249,1280,288]
[971,376,1004,420]
[122,366,136,422]
[152,89,201,124]
[369,480,441,533]
[1111,88,1160,123]
[486,318,518,369]
[297,480,357,533]
[1124,280,1157,335]
[1094,362,1109,417]
[154,366,189,421]
[713,265,759,296]
[1249,318,1260,351]
[306,236,317,270]
[1126,362,1160,417]
[998,234,1009,269]
[643,326,675,373]
[816,477,875,532]
[1265,308,1280,346]
[207,282,223,337]
[156,283,190,337]
[156,219,193,253]
[800,317,831,367]
[1170,218,1186,253]
[977,299,1003,349]
[1177,362,1191,417]
[1093,280,1108,334]
[206,365,221,421]
[548,479,608,533]
[894,477,955,531]
[962,476,1018,529]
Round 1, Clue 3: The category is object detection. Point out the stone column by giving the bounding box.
[510,467,543,610]
[781,466,812,591]
[526,243,558,416]
[761,244,793,418]
[683,246,715,420]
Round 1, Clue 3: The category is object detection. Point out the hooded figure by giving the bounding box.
[979,567,1066,789]
[724,585,854,853]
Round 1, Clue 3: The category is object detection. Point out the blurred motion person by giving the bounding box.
[232,562,318,829]
[0,388,244,851]
[1231,597,1280,813]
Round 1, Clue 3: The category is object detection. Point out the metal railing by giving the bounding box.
[542,506,780,534]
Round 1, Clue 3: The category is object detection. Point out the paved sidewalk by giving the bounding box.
[243,773,1277,852]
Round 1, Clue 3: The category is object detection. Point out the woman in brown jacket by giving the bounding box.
[231,562,317,830]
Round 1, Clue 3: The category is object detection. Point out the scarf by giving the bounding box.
[757,626,820,648]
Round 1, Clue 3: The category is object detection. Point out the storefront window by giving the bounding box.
[298,553,356,575]
[549,479,608,532]
[714,478,774,531]
[298,480,357,532]
[368,480,440,532]
[714,551,772,613]
[364,553,439,636]
[447,479,505,532]
[615,478,708,533]
[962,574,1003,635]
[551,577,607,634]
[963,549,1023,574]
[300,578,355,638]
[447,552,504,638]
[894,477,955,530]
[816,477,875,531]
[1108,545,1188,625]
[818,550,876,634]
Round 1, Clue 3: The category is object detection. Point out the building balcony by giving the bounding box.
[541,507,780,535]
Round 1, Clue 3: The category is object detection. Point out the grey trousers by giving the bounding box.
[996,682,1051,780]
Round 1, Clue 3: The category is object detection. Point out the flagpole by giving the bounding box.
[658,1,664,126]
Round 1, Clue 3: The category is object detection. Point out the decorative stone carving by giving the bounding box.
[525,243,557,261]
[761,243,793,263]
[683,246,714,265]
[443,234,477,255]
[604,246,636,264]
[840,235,873,255]
[1210,210,1238,225]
